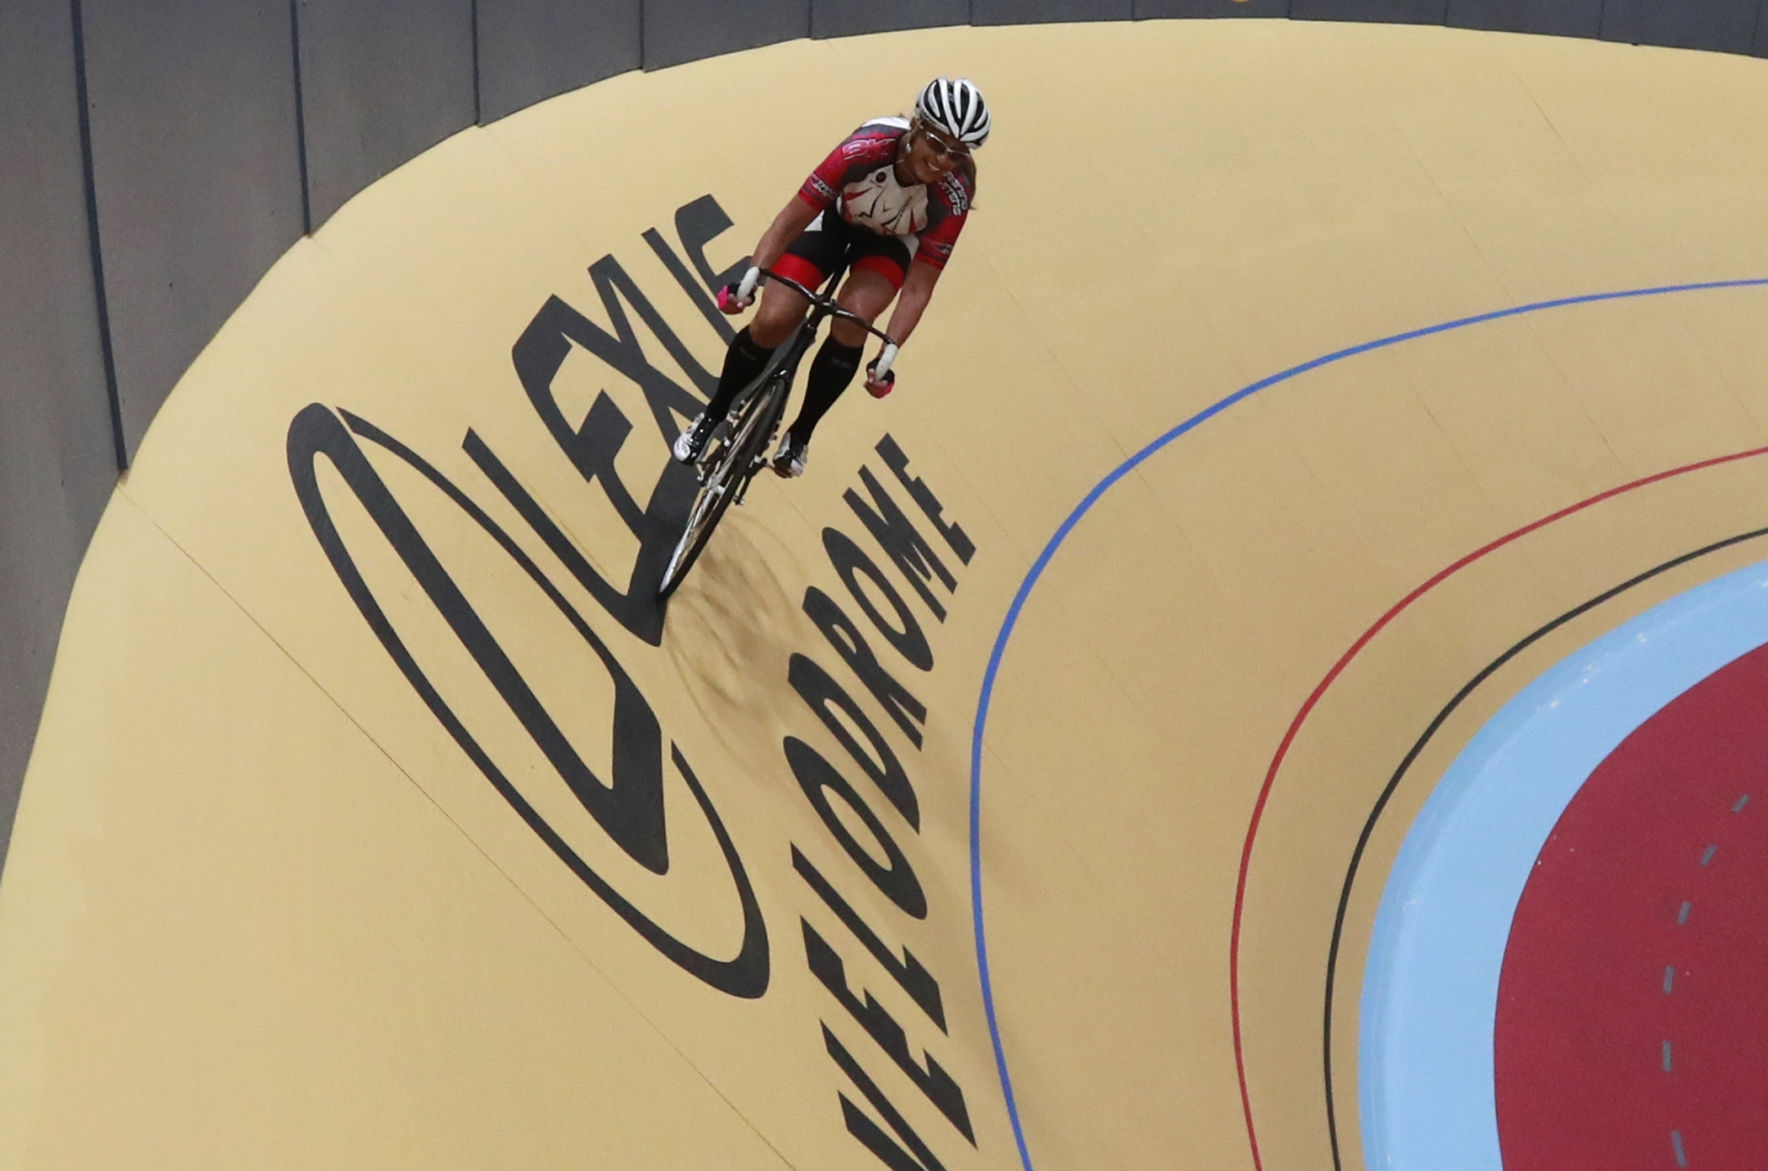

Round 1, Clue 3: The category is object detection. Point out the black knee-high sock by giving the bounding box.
[705,327,773,422]
[787,337,863,443]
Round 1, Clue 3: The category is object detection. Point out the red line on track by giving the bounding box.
[1229,443,1768,1171]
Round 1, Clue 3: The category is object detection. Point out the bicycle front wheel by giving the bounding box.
[656,383,786,599]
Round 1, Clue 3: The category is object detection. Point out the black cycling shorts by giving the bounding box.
[775,209,914,293]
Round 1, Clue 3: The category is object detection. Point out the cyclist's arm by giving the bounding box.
[750,196,822,272]
[881,258,940,346]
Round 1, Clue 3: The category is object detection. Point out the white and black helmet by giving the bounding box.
[915,77,991,148]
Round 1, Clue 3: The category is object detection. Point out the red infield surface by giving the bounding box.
[1495,642,1768,1169]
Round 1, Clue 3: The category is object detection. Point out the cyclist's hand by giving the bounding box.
[864,358,896,398]
[717,266,762,314]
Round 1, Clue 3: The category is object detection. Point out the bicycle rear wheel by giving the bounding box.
[656,380,786,599]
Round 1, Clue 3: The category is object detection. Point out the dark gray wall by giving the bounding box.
[813,0,970,39]
[643,0,810,69]
[7,0,1768,888]
[1292,0,1448,24]
[1448,0,1603,39]
[0,0,121,866]
[973,0,1134,22]
[478,0,643,122]
[1135,1,1287,16]
[296,0,477,226]
[82,0,307,458]
[1602,0,1761,54]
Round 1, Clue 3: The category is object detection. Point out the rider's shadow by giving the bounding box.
[659,493,812,774]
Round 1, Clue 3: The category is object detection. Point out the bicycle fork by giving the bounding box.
[732,415,785,506]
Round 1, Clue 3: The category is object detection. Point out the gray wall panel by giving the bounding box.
[1135,0,1286,16]
[973,0,1134,22]
[643,0,810,70]
[1602,0,1759,53]
[0,0,120,875]
[297,0,477,225]
[1757,0,1768,55]
[812,0,969,39]
[1292,0,1446,23]
[477,0,641,122]
[82,0,305,459]
[1448,0,1601,39]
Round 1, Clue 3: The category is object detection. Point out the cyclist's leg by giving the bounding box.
[782,241,908,448]
[679,295,795,462]
[682,303,804,470]
[746,269,812,349]
[699,284,805,428]
[701,215,842,422]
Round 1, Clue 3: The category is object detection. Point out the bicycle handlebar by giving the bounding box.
[757,269,901,377]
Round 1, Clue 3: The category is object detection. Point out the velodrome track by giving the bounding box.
[4,19,1768,1169]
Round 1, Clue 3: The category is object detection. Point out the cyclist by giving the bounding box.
[673,77,990,478]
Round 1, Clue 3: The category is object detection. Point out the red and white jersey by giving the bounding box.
[797,117,975,269]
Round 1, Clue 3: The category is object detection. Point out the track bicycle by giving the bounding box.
[656,266,899,599]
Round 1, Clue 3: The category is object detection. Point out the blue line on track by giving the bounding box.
[967,276,1768,1171]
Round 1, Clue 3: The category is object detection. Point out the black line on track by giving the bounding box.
[1322,522,1768,1171]
[69,0,126,470]
[289,0,313,235]
[470,0,483,126]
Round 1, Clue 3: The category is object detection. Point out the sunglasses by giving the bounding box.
[918,126,971,161]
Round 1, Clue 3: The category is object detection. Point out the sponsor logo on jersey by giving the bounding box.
[937,174,971,216]
[842,124,903,162]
